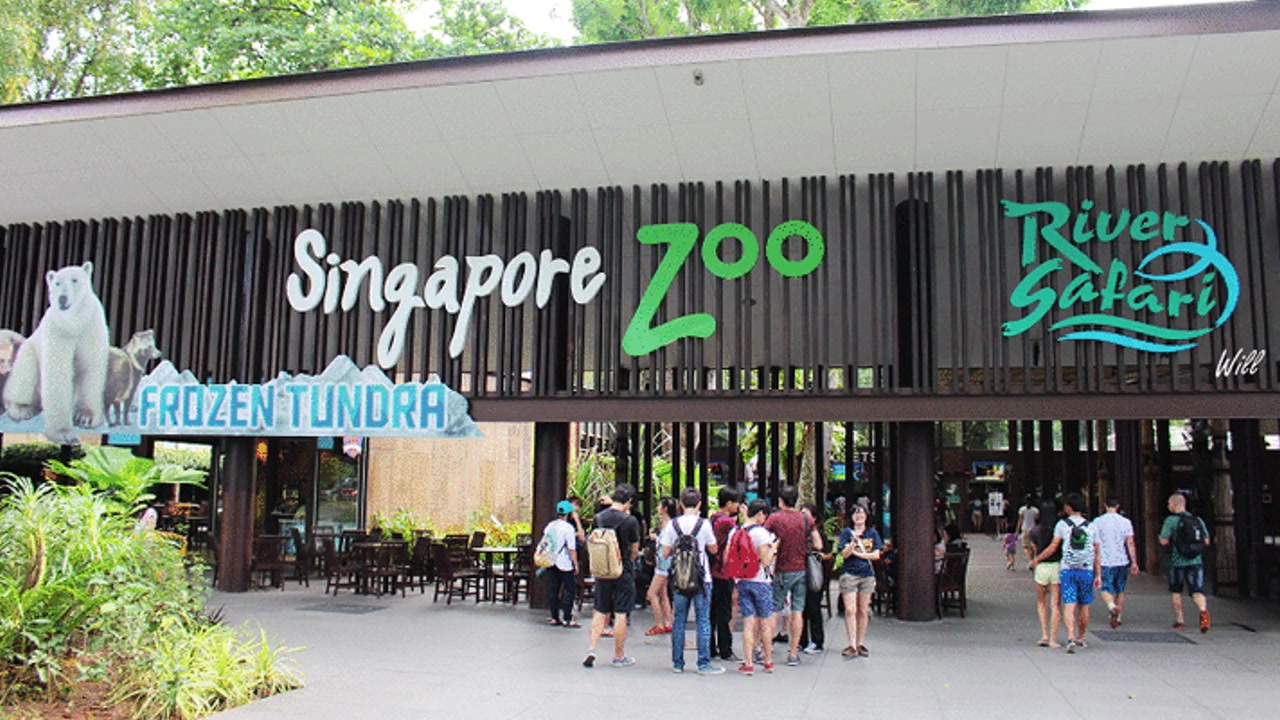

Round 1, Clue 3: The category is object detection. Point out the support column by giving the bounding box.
[896,422,937,622]
[216,438,256,593]
[531,423,570,610]
[1229,419,1262,598]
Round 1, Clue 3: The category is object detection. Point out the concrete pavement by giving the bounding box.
[210,539,1280,720]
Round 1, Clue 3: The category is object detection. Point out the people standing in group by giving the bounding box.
[732,499,777,675]
[1159,493,1211,633]
[1031,492,1100,653]
[709,486,743,662]
[582,483,641,669]
[1092,496,1140,629]
[837,504,882,659]
[799,503,833,655]
[659,487,723,675]
[543,501,581,627]
[764,485,824,667]
[1017,495,1039,568]
[1026,500,1062,648]
[644,497,678,636]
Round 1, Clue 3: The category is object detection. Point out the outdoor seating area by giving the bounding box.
[246,528,535,604]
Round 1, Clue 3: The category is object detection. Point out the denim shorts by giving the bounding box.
[737,580,774,618]
[1059,568,1095,606]
[1099,565,1129,595]
[772,571,807,613]
[1168,564,1205,595]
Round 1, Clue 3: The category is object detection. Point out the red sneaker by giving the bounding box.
[1199,610,1211,633]
[737,663,754,676]
[1109,607,1120,629]
[1172,621,1186,630]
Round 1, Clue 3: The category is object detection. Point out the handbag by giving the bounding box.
[805,550,825,594]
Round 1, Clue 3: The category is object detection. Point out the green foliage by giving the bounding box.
[466,510,530,546]
[566,450,614,509]
[0,472,301,715]
[371,507,433,548]
[152,445,212,472]
[46,446,205,516]
[0,442,84,482]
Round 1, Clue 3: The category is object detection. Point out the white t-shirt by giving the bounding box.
[543,518,577,572]
[728,524,776,584]
[1019,505,1039,533]
[1054,516,1097,570]
[659,513,717,585]
[1090,511,1134,568]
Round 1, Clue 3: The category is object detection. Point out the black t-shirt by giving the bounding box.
[594,507,640,575]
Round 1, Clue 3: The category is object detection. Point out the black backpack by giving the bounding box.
[669,518,706,597]
[1174,513,1207,559]
[1068,518,1091,551]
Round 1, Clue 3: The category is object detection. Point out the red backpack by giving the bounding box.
[722,527,761,580]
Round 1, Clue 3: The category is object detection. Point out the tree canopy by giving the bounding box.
[1,0,1083,104]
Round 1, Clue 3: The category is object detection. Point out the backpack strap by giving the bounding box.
[692,517,704,538]
[673,517,686,538]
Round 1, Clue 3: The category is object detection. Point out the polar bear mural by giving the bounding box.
[3,262,111,444]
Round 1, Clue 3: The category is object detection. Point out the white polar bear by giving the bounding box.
[3,262,111,445]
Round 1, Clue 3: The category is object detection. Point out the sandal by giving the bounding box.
[645,625,664,636]
[546,618,563,626]
[857,645,869,657]
[1036,638,1049,647]
[565,620,582,628]
[841,646,857,659]
[662,625,674,634]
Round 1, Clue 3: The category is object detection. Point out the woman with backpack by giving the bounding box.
[1027,500,1063,647]
[644,497,678,636]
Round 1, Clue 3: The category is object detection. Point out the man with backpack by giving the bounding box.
[727,498,776,675]
[540,500,581,627]
[1159,492,1211,632]
[1030,492,1100,653]
[583,484,641,669]
[659,487,723,675]
[709,486,743,663]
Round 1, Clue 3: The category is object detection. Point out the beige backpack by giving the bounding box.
[586,527,623,579]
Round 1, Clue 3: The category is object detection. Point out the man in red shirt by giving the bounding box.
[709,486,743,661]
[763,485,823,667]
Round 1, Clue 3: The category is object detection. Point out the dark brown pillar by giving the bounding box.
[216,437,256,592]
[1229,419,1262,598]
[896,421,936,622]
[531,422,570,610]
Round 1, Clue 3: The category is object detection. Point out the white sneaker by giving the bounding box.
[697,665,726,675]
[802,643,822,655]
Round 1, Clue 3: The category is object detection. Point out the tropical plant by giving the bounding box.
[371,507,434,548]
[566,450,614,509]
[46,445,205,515]
[0,441,84,481]
[466,510,531,546]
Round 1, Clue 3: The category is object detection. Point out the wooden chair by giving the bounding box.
[402,539,434,593]
[251,535,292,590]
[500,545,534,604]
[431,542,484,604]
[357,541,407,598]
[321,538,361,595]
[936,547,970,618]
[288,527,312,586]
[469,531,486,549]
[871,560,896,617]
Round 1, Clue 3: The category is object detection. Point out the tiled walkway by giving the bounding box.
[211,539,1280,720]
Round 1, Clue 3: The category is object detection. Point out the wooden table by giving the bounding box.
[471,546,519,601]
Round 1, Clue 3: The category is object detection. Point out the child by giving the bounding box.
[1003,530,1019,571]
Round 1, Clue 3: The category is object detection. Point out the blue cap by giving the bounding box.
[556,501,575,515]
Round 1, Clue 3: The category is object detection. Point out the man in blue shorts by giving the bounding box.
[1159,493,1211,632]
[1031,492,1100,653]
[1092,497,1139,628]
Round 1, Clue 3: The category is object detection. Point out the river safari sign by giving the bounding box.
[1001,200,1239,353]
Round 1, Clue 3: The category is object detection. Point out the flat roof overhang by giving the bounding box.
[2,3,1279,226]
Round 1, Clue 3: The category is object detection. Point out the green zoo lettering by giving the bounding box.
[622,221,824,356]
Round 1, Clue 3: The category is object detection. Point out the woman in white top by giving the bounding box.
[644,497,678,635]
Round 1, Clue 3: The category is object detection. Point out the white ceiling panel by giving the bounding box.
[187,157,278,208]
[350,88,440,148]
[496,75,590,136]
[93,116,180,165]
[322,155,400,199]
[518,131,607,189]
[1004,41,1100,108]
[752,114,835,179]
[916,108,1001,170]
[917,46,1008,110]
[253,154,338,204]
[668,118,757,181]
[209,103,307,157]
[419,84,515,140]
[379,141,464,182]
[277,96,378,155]
[148,109,247,162]
[1164,94,1270,158]
[574,69,667,130]
[833,112,915,174]
[447,135,536,191]
[997,104,1088,169]
[827,50,916,116]
[1181,31,1280,99]
[1246,95,1280,157]
[740,56,831,120]
[656,62,749,125]
[1092,36,1197,103]
[1078,98,1178,165]
[593,125,682,184]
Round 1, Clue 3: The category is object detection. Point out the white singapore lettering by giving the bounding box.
[287,231,606,367]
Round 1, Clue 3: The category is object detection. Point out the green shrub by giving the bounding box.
[0,466,302,717]
[0,442,84,482]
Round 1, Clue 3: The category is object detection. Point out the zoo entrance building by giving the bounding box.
[2,3,1280,618]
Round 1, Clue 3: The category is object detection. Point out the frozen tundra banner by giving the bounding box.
[0,262,480,444]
